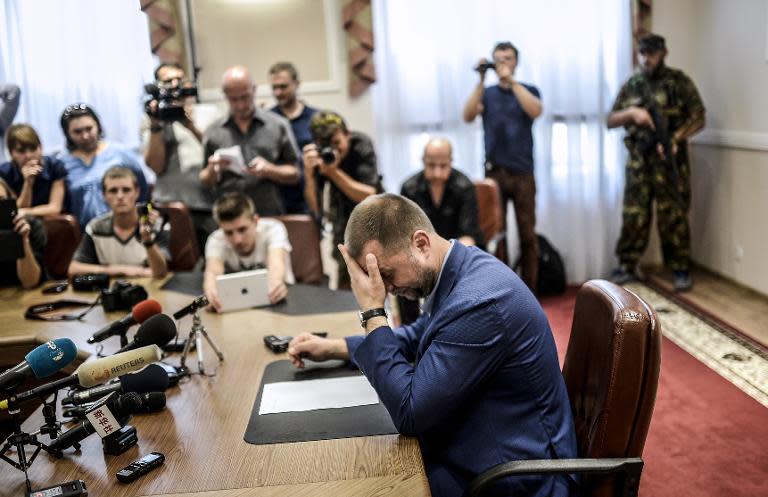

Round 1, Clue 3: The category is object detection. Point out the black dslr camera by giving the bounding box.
[101,280,148,312]
[144,81,198,121]
[319,146,336,165]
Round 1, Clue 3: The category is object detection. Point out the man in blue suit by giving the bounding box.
[288,194,577,497]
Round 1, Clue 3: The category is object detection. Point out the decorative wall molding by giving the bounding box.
[692,129,768,152]
[197,0,342,102]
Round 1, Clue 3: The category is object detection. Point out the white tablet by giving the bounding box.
[215,269,271,312]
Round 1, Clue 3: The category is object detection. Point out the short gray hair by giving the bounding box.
[344,194,435,259]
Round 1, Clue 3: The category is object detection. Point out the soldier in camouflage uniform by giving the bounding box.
[607,34,705,291]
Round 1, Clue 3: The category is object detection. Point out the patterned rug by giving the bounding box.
[625,282,768,408]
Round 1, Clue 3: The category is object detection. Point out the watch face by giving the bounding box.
[358,311,365,326]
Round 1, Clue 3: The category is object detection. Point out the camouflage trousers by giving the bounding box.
[616,149,691,271]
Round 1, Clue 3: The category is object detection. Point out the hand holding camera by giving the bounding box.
[144,80,198,122]
[475,58,496,75]
[137,203,159,247]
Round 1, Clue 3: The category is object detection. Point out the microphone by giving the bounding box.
[87,299,162,344]
[172,295,208,320]
[63,391,167,419]
[0,338,77,392]
[115,313,176,354]
[49,391,148,451]
[0,345,162,410]
[62,363,170,406]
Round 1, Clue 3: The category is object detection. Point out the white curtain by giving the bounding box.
[372,0,633,283]
[0,0,156,155]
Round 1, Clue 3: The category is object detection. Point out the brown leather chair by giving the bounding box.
[42,214,81,279]
[474,178,507,263]
[154,202,199,271]
[273,214,324,285]
[466,280,662,497]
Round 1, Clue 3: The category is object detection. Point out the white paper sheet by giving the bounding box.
[213,145,248,175]
[258,375,380,415]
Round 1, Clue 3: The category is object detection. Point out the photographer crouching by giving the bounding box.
[68,166,170,279]
[141,62,215,256]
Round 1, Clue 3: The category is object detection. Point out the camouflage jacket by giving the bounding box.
[611,65,705,153]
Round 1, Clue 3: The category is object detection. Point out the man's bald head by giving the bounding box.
[423,137,453,186]
[423,138,453,158]
[222,65,256,120]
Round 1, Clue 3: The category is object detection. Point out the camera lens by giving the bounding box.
[319,147,336,165]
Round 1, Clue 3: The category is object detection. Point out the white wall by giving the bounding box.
[194,0,375,136]
[653,0,768,295]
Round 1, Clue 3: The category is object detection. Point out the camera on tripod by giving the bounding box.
[101,281,148,312]
[144,81,198,121]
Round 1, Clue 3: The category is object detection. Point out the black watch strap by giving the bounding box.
[359,307,387,327]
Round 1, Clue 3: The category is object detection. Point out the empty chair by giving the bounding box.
[466,279,662,497]
[474,178,507,263]
[273,214,324,285]
[42,214,81,280]
[153,202,199,271]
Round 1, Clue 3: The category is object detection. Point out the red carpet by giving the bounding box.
[540,288,768,497]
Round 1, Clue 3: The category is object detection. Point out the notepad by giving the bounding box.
[258,375,379,415]
[213,145,248,175]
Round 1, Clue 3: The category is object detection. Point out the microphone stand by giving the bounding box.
[178,309,223,376]
[0,402,63,493]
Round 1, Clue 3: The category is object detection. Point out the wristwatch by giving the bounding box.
[358,307,387,328]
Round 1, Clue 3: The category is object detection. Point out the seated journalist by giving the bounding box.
[288,194,577,497]
[68,166,169,279]
[1,124,67,217]
[0,178,45,288]
[203,192,294,312]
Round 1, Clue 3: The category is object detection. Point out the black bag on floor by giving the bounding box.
[514,234,566,296]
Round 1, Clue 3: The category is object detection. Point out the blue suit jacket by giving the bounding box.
[347,243,577,497]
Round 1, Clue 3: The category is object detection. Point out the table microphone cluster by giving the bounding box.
[1,294,214,494]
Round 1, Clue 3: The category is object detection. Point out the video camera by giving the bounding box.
[475,61,496,73]
[144,81,198,121]
[101,280,148,312]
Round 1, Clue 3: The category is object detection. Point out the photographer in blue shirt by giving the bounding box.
[463,41,543,294]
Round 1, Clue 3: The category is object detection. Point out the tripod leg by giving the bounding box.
[179,329,195,371]
[195,329,206,375]
[200,327,224,361]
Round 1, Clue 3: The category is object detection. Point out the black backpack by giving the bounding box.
[513,234,566,296]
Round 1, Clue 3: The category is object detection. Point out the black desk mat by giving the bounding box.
[244,360,397,445]
[161,272,359,315]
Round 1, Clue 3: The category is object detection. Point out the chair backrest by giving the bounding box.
[562,280,662,496]
[273,214,324,285]
[474,179,503,242]
[42,215,81,279]
[154,202,199,271]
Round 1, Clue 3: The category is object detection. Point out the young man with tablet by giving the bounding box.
[203,192,294,312]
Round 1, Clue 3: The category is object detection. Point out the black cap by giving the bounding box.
[638,34,666,54]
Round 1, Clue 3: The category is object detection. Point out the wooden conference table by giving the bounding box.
[0,277,430,497]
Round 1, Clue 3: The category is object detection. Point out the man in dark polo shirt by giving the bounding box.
[463,41,543,293]
[200,65,300,217]
[269,61,316,214]
[399,137,483,323]
[303,111,382,289]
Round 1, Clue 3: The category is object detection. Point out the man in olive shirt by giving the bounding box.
[201,65,300,216]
